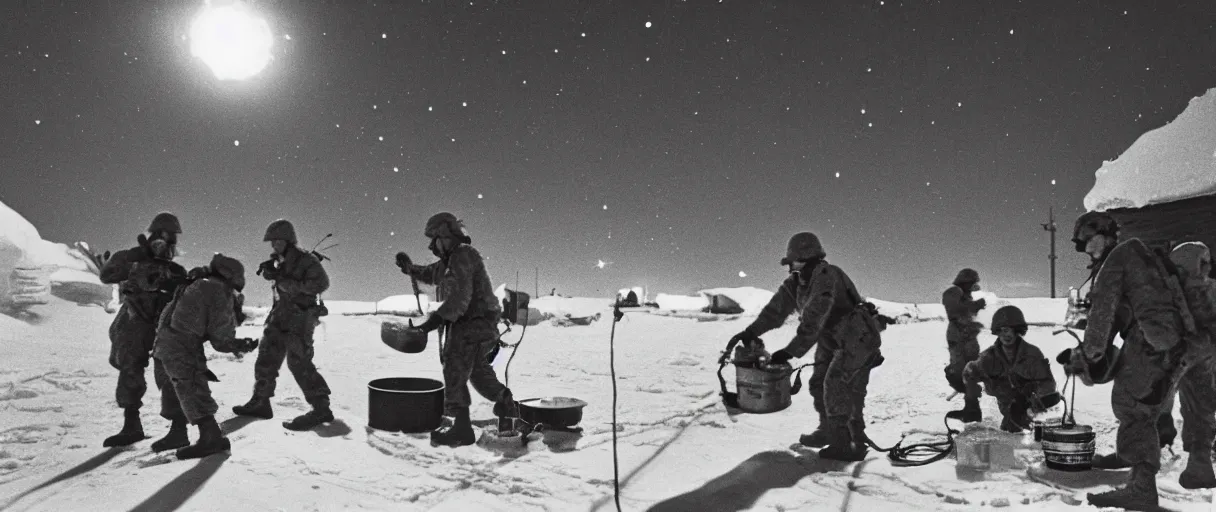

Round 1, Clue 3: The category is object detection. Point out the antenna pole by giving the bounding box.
[1042,206,1058,298]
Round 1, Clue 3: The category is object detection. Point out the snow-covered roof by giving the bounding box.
[1084,87,1216,211]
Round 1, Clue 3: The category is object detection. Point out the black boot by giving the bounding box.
[1158,413,1177,449]
[232,395,273,419]
[103,408,147,447]
[175,415,231,460]
[1180,448,1216,490]
[493,389,520,418]
[283,401,335,431]
[431,408,476,447]
[1087,464,1159,511]
[818,417,868,462]
[151,419,190,452]
[946,397,982,423]
[799,413,832,448]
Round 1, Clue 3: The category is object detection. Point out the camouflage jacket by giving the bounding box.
[942,285,983,324]
[404,244,501,324]
[100,245,186,323]
[967,336,1057,401]
[267,245,329,317]
[1082,238,1196,362]
[745,261,870,358]
[153,277,244,362]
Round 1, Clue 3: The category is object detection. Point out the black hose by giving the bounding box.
[864,415,959,467]
[502,309,529,388]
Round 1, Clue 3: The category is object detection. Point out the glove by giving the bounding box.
[395,252,412,270]
[415,313,444,333]
[1033,391,1062,412]
[257,259,279,280]
[769,350,793,365]
[187,266,211,281]
[136,233,151,256]
[234,337,259,354]
[1056,348,1073,366]
[975,298,987,310]
[729,330,761,347]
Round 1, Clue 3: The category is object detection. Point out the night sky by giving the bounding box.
[3,0,1216,306]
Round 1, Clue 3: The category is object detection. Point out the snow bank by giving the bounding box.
[1084,87,1216,211]
[325,294,433,316]
[654,292,710,311]
[697,286,774,314]
[870,292,1067,328]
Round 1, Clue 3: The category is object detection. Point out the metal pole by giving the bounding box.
[1042,206,1058,298]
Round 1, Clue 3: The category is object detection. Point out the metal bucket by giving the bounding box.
[381,321,428,354]
[367,377,445,433]
[1041,424,1095,472]
[735,365,791,414]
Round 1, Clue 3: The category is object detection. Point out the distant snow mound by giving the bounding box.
[696,286,774,314]
[654,293,710,311]
[1084,87,1216,211]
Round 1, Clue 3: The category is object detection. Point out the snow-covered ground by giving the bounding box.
[3,292,1215,512]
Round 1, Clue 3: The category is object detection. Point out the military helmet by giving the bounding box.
[147,212,182,234]
[424,212,468,240]
[263,219,298,245]
[780,232,826,266]
[1170,241,1212,280]
[209,253,246,292]
[990,305,1027,334]
[1072,211,1119,252]
[953,268,980,286]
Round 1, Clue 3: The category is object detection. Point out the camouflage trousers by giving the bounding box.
[107,308,157,410]
[1172,351,1216,455]
[808,342,879,430]
[441,317,508,416]
[945,321,982,395]
[251,317,331,406]
[154,356,219,424]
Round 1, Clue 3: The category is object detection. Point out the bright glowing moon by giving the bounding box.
[189,1,273,81]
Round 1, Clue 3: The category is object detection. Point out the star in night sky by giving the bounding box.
[2,0,1215,306]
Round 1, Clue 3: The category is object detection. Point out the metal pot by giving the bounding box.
[381,321,428,354]
[368,377,444,433]
[518,397,587,428]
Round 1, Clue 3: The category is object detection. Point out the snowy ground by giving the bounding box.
[2,295,1216,512]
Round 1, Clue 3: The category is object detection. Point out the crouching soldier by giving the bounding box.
[395,212,518,447]
[232,219,334,431]
[99,212,188,447]
[151,254,258,459]
[947,306,1060,431]
[729,231,885,461]
[942,268,987,404]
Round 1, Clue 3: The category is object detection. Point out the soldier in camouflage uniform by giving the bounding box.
[941,268,986,416]
[232,219,334,431]
[730,232,885,461]
[151,254,258,459]
[950,306,1060,430]
[98,212,188,447]
[1060,211,1202,510]
[395,212,517,447]
[1167,242,1216,489]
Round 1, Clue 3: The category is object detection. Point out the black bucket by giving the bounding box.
[368,377,445,433]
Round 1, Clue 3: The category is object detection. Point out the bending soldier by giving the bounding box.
[151,254,258,459]
[730,232,885,461]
